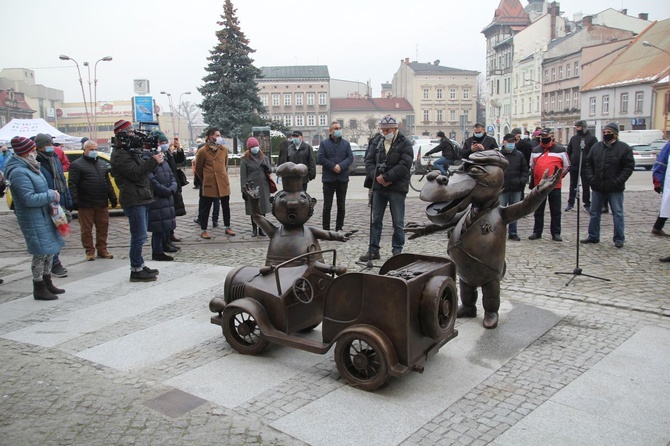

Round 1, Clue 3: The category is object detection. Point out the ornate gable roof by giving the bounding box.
[483,0,531,32]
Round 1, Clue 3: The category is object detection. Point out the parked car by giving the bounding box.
[209,250,458,390]
[630,144,658,170]
[650,139,668,152]
[348,149,367,175]
[6,150,120,211]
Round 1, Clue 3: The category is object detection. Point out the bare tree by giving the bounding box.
[476,73,488,125]
[178,100,201,146]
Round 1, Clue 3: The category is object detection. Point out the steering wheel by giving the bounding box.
[292,277,314,304]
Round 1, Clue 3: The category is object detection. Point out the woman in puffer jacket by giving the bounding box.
[144,147,177,261]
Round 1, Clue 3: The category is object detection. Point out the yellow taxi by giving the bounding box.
[6,150,120,211]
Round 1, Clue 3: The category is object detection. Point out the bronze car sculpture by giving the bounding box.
[209,250,459,390]
[405,150,562,329]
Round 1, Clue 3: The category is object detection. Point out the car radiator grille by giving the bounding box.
[230,284,245,301]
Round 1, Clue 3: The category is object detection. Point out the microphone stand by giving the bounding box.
[555,138,610,286]
[356,138,383,271]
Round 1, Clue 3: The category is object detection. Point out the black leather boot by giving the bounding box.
[43,275,65,295]
[34,280,58,301]
[251,219,257,237]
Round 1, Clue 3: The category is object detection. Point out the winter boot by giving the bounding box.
[33,280,58,301]
[251,219,258,237]
[43,275,65,295]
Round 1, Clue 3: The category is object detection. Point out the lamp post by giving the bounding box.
[60,54,93,136]
[643,40,670,57]
[93,56,113,141]
[160,91,176,137]
[176,91,191,139]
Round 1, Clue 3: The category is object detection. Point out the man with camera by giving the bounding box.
[110,120,163,282]
[359,115,414,261]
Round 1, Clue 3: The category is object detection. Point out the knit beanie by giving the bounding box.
[11,136,36,156]
[604,122,619,135]
[114,120,133,134]
[246,137,260,149]
[379,114,398,129]
[34,133,52,148]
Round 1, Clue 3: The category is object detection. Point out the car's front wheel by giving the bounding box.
[335,331,389,390]
[222,307,268,355]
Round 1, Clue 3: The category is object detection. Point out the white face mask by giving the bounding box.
[384,131,394,141]
[215,137,225,146]
[27,152,38,162]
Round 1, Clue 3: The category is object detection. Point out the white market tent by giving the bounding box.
[0,118,81,146]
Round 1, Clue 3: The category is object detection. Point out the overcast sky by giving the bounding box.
[1,0,666,114]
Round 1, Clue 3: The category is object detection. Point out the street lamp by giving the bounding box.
[60,54,93,135]
[642,40,670,57]
[177,91,191,139]
[160,91,175,137]
[93,56,113,141]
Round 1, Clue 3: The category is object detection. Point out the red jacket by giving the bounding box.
[54,146,70,171]
[529,142,570,189]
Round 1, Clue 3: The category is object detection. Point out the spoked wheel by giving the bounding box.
[222,307,269,355]
[409,170,428,192]
[335,332,389,390]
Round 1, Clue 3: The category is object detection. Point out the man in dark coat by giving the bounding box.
[499,134,529,241]
[360,114,414,261]
[424,131,459,175]
[317,121,353,231]
[581,123,635,248]
[286,130,316,191]
[110,120,162,282]
[461,123,498,159]
[68,140,117,261]
[565,120,598,212]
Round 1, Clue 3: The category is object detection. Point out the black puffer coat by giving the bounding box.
[68,155,117,209]
[567,130,598,168]
[585,139,635,193]
[501,148,529,193]
[146,156,177,233]
[364,131,414,194]
[164,150,186,216]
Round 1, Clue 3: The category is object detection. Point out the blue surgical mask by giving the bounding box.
[45,146,54,153]
[292,138,300,145]
[505,143,515,151]
[251,147,260,155]
[160,143,169,152]
[87,150,99,159]
[333,130,342,138]
[474,132,483,138]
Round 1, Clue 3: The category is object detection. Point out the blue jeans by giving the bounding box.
[123,205,148,270]
[434,157,454,175]
[499,191,522,236]
[370,189,406,255]
[588,191,625,243]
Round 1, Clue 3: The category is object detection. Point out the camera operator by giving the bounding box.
[359,115,413,261]
[110,120,163,282]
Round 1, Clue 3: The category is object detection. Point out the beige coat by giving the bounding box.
[195,144,231,197]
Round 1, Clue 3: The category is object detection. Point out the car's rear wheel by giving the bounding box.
[335,332,389,390]
[645,166,652,171]
[222,307,268,355]
[419,276,458,338]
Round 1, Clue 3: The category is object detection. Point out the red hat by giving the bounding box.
[11,136,36,156]
[114,120,133,134]
[246,137,260,149]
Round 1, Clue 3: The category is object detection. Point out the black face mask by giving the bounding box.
[541,137,552,145]
[576,129,584,135]
[603,133,616,142]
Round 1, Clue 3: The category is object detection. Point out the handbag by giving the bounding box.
[176,168,189,187]
[265,171,277,193]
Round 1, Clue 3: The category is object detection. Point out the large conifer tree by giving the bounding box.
[199,0,264,140]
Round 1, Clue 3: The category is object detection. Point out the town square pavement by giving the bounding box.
[0,167,668,445]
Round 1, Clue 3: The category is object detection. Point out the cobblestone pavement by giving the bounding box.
[0,173,668,445]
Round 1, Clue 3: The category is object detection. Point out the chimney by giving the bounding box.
[404,57,410,64]
[583,15,593,27]
[621,8,627,15]
[639,13,648,20]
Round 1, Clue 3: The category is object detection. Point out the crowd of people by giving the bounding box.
[1,115,668,298]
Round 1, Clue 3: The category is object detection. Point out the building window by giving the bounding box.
[436,88,443,99]
[296,115,304,126]
[566,64,571,78]
[272,94,280,106]
[620,93,628,113]
[284,93,291,106]
[272,114,281,122]
[589,97,596,115]
[602,95,609,114]
[551,68,556,82]
[307,114,315,126]
[544,95,549,112]
[318,93,327,105]
[464,109,470,120]
[463,88,470,99]
[319,114,328,126]
[559,66,563,80]
[307,93,315,105]
[349,119,357,129]
[544,69,549,83]
[423,109,430,122]
[573,90,579,109]
[450,88,457,99]
[635,91,644,113]
[574,62,579,77]
[260,94,268,106]
[450,109,456,121]
[436,109,443,122]
[423,88,430,99]
[557,94,562,111]
[521,98,525,114]
[295,93,303,106]
[284,115,292,126]
[550,94,555,112]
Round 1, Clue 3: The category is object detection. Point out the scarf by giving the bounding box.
[48,155,68,194]
[18,154,41,174]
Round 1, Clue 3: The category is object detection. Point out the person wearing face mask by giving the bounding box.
[461,123,498,159]
[499,134,529,241]
[581,123,635,249]
[68,140,117,261]
[240,137,272,236]
[5,136,65,300]
[34,133,72,278]
[317,121,353,231]
[286,130,316,192]
[0,145,10,172]
[528,128,570,241]
[565,120,598,212]
[152,132,185,250]
[360,114,414,261]
[194,127,235,238]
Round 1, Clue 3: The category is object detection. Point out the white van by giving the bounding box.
[618,130,664,145]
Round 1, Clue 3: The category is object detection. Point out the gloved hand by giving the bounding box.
[655,186,663,194]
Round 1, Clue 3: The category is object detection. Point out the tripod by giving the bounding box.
[555,138,610,286]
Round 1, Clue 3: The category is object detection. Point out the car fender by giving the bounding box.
[223,298,273,330]
[332,324,402,376]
